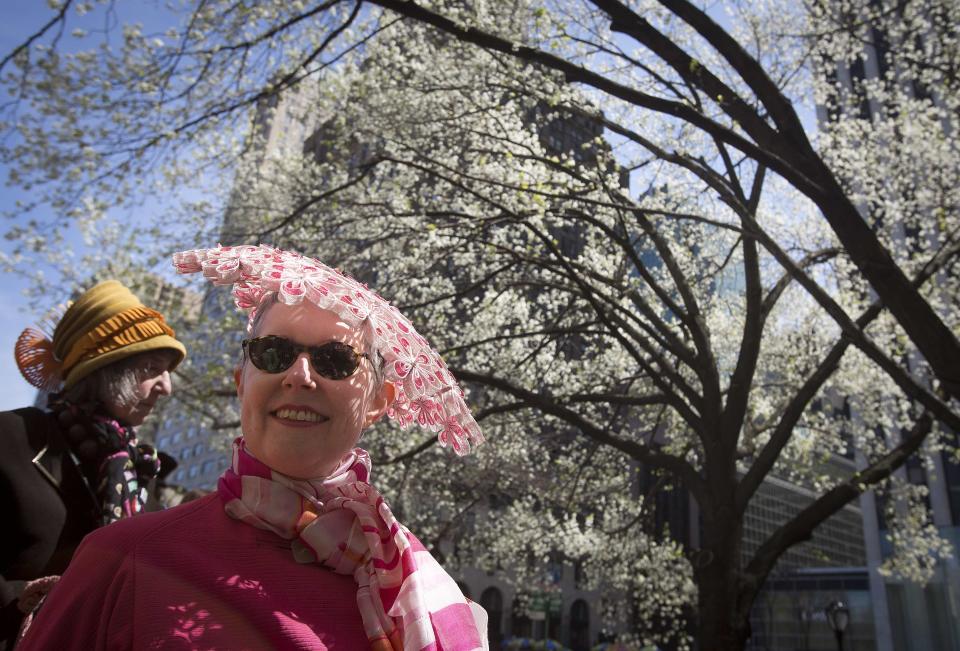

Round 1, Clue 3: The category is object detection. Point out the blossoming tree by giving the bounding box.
[1,0,957,648]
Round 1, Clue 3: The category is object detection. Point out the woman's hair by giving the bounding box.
[63,349,177,412]
[246,293,386,389]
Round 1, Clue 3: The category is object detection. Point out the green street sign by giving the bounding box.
[547,593,562,615]
[527,592,563,617]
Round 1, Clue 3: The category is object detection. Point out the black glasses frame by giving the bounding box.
[241,335,370,380]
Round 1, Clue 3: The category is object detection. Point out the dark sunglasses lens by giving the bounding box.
[248,337,294,373]
[312,342,361,380]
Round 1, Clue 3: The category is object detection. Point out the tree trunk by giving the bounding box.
[697,508,752,651]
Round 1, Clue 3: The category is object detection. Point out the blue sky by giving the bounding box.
[0,1,179,410]
[0,3,67,410]
[0,2,819,412]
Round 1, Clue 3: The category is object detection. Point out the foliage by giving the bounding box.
[2,0,959,648]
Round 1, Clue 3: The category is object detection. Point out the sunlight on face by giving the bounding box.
[100,351,174,426]
[237,301,392,478]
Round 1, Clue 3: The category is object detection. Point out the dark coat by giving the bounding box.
[0,407,99,650]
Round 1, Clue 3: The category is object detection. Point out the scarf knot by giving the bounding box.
[218,438,487,651]
[50,396,158,525]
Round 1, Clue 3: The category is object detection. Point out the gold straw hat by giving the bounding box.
[14,280,186,390]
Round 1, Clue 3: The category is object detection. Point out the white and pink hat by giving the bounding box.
[174,244,484,455]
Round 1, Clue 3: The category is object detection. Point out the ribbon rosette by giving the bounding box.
[234,282,266,310]
[279,278,306,304]
[172,250,203,274]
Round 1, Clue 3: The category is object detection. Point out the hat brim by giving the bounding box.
[62,335,187,389]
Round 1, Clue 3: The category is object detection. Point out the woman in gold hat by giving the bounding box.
[0,280,186,649]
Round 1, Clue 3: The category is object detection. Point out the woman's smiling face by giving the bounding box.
[237,300,393,478]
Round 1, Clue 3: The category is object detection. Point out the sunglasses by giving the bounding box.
[241,335,369,380]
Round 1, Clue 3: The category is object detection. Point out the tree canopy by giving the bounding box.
[2,0,958,648]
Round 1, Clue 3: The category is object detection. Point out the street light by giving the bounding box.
[825,600,850,651]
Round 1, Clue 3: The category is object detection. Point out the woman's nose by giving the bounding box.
[154,370,172,396]
[282,354,317,388]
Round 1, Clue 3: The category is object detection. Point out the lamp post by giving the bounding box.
[798,605,812,651]
[825,600,850,651]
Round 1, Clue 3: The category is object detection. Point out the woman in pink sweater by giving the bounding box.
[18,245,488,651]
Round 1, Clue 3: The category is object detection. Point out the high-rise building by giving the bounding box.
[808,8,960,650]
[149,78,323,491]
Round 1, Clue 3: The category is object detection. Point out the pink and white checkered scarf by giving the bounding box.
[218,438,487,651]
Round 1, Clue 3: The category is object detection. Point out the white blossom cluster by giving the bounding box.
[2,0,958,645]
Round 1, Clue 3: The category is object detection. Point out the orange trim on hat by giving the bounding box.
[59,306,175,373]
[14,327,63,391]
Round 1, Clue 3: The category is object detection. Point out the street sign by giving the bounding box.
[526,592,563,619]
[547,593,562,615]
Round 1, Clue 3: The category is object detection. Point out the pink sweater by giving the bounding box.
[17,494,370,650]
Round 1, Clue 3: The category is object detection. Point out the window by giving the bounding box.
[546,552,563,584]
[570,599,590,651]
[193,442,205,456]
[201,459,218,475]
[574,559,586,589]
[180,448,191,461]
[189,465,200,478]
[481,588,503,648]
[157,435,169,448]
[510,597,532,638]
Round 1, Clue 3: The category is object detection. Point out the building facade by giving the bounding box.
[816,9,960,650]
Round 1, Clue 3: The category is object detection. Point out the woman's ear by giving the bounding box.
[234,365,243,398]
[363,381,396,427]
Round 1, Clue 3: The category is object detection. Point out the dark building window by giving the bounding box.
[640,463,691,546]
[570,599,590,651]
[510,597,532,638]
[941,430,960,525]
[481,587,503,648]
[573,559,586,589]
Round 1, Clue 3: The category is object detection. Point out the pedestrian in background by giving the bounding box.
[0,280,186,649]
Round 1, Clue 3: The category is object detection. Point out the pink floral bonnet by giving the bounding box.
[173,244,484,455]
